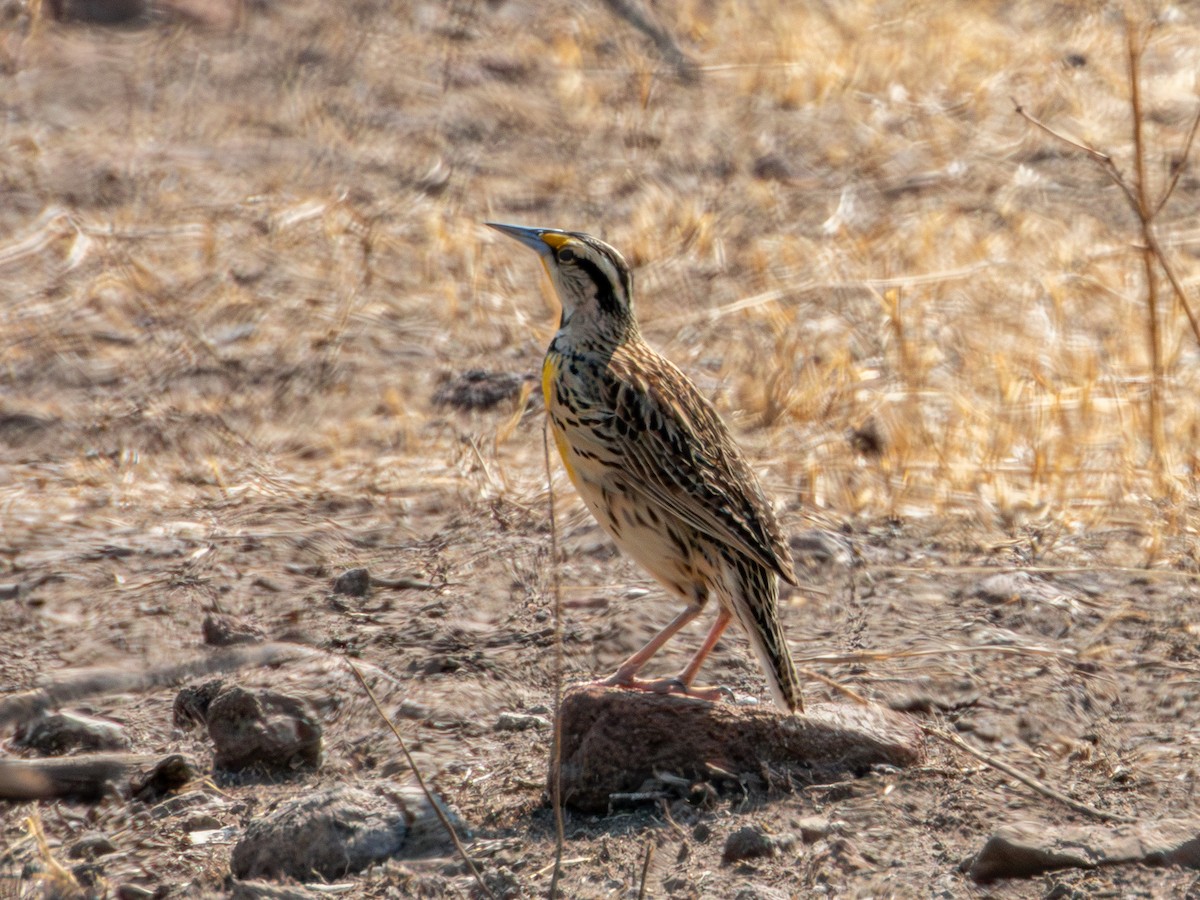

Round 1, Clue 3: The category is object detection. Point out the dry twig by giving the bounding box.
[544,421,568,900]
[922,724,1134,823]
[346,660,497,900]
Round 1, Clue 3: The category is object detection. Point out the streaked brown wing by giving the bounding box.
[599,349,798,584]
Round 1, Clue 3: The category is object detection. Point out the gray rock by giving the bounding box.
[230,783,464,880]
[721,825,795,866]
[796,816,833,843]
[14,711,130,755]
[495,712,551,732]
[206,686,321,773]
[968,818,1200,882]
[68,832,117,859]
[231,882,319,899]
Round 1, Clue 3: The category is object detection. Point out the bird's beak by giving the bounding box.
[486,222,557,257]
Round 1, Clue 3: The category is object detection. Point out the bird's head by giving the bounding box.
[487,223,637,339]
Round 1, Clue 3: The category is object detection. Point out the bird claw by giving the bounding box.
[598,674,733,703]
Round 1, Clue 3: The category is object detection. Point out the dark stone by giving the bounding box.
[68,832,117,859]
[332,568,371,597]
[722,825,792,865]
[206,686,322,773]
[173,680,225,728]
[130,754,194,802]
[431,369,536,412]
[203,614,265,647]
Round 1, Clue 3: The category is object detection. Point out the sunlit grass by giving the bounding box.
[1,0,1199,570]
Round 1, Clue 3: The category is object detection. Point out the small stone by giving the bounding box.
[333,568,371,597]
[206,686,322,773]
[174,680,225,728]
[495,713,551,732]
[968,572,1066,606]
[131,754,194,802]
[796,816,832,843]
[114,885,156,900]
[13,711,130,755]
[68,833,117,859]
[432,369,535,412]
[202,614,265,647]
[181,813,224,832]
[721,825,793,866]
[231,881,319,899]
[45,0,146,23]
[751,153,794,182]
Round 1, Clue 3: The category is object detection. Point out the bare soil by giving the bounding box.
[2,1,1200,898]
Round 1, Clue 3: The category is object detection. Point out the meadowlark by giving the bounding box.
[488,223,804,713]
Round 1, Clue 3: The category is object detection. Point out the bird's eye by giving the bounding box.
[556,248,576,263]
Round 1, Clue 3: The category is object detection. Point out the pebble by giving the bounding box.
[494,713,551,732]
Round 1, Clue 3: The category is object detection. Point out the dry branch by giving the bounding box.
[923,725,1133,824]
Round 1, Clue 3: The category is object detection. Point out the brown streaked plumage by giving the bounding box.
[487,222,804,712]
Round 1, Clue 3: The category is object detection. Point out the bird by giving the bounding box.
[487,222,804,713]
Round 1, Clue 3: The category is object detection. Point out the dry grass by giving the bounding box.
[4,0,1199,569]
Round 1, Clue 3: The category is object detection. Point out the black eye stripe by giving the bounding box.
[575,257,621,317]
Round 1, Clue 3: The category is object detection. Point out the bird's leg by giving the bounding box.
[601,606,735,703]
[667,607,733,701]
[601,604,703,689]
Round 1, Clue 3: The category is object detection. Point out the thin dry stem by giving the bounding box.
[544,421,567,900]
[1126,19,1166,468]
[923,725,1134,823]
[346,659,497,900]
[636,839,655,900]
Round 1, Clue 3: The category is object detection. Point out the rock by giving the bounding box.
[206,686,322,773]
[796,816,833,843]
[431,369,535,412]
[495,712,551,732]
[554,684,924,813]
[68,832,117,859]
[203,614,265,647]
[967,819,1200,882]
[14,711,130,755]
[722,825,794,865]
[173,680,225,728]
[751,153,795,183]
[332,568,371,597]
[181,813,224,832]
[230,783,464,880]
[130,754,194,801]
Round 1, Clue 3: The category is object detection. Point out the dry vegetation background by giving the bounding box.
[3,0,1200,897]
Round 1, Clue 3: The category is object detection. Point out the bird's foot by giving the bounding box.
[597,673,734,703]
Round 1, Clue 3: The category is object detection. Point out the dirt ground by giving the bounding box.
[3,0,1200,897]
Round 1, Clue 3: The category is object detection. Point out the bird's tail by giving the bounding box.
[726,558,804,713]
